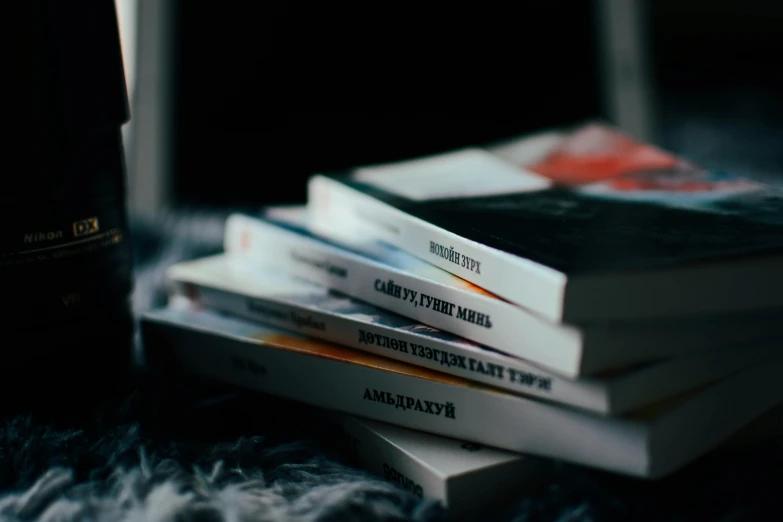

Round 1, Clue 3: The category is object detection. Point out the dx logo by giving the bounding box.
[73,217,99,237]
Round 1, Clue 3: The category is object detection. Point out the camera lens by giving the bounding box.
[5,0,134,404]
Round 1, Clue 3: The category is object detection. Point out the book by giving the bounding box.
[223,208,783,377]
[306,122,783,323]
[330,414,544,518]
[140,305,783,479]
[167,254,780,414]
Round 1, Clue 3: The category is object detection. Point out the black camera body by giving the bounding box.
[5,1,134,402]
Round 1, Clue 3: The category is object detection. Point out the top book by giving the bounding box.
[307,122,783,323]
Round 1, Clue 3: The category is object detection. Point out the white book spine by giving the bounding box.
[306,174,569,322]
[331,415,544,518]
[169,254,783,417]
[141,310,652,477]
[334,419,433,500]
[223,213,583,376]
[169,277,609,413]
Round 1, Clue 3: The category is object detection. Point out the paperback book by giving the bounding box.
[167,254,780,415]
[306,122,783,323]
[140,305,783,479]
[223,208,783,377]
[330,414,543,518]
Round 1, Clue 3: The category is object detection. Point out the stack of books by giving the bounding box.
[141,122,783,513]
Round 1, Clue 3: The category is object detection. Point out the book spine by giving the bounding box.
[331,415,541,517]
[168,278,609,413]
[330,416,446,502]
[307,175,568,323]
[141,314,647,477]
[223,214,583,376]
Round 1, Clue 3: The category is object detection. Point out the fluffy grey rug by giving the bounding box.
[1,104,782,521]
[0,390,445,522]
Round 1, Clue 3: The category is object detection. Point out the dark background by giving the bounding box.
[650,0,783,92]
[168,1,603,207]
[165,0,783,208]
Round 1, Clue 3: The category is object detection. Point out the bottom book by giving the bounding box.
[332,406,783,518]
[328,414,545,518]
[141,305,783,479]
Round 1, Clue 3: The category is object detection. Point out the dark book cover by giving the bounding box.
[326,123,783,276]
